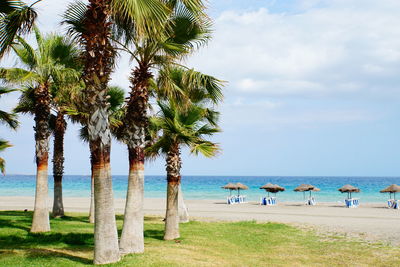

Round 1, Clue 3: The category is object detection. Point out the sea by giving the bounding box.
[0,175,399,203]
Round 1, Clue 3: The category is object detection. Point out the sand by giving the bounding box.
[1,196,400,245]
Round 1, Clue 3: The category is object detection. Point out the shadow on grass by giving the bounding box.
[26,248,92,265]
[0,232,94,248]
[0,211,94,247]
[0,218,31,232]
[144,229,164,240]
[53,215,89,223]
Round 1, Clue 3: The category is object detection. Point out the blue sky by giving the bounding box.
[1,0,400,176]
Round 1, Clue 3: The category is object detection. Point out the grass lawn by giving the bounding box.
[0,211,399,266]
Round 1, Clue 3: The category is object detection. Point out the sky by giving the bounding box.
[1,0,400,176]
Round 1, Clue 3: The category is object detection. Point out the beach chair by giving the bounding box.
[227,195,237,205]
[387,199,393,208]
[307,197,316,205]
[269,197,277,205]
[392,200,399,209]
[345,198,359,208]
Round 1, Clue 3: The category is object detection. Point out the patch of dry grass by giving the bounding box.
[0,211,399,266]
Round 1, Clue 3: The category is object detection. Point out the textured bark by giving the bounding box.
[119,150,144,254]
[178,185,189,223]
[82,0,119,264]
[31,82,51,233]
[52,111,66,217]
[91,144,119,264]
[119,63,152,254]
[89,163,95,224]
[164,144,182,240]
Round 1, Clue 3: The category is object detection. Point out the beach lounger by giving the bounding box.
[260,196,277,206]
[306,197,316,205]
[345,198,359,208]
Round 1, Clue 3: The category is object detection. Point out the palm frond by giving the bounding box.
[12,35,37,68]
[190,141,219,157]
[0,138,12,175]
[0,1,38,58]
[0,110,18,129]
[111,0,169,36]
[61,0,87,42]
[14,86,34,115]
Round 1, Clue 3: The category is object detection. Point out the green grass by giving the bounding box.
[0,211,399,266]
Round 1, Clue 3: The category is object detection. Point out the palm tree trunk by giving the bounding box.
[119,147,145,254]
[52,111,66,217]
[31,83,51,233]
[83,0,120,264]
[89,164,95,223]
[90,141,119,264]
[89,150,95,223]
[119,64,152,254]
[164,145,182,240]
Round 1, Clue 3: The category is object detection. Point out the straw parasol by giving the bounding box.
[380,184,400,200]
[236,183,248,196]
[294,184,318,199]
[260,183,285,197]
[338,184,360,199]
[221,183,238,196]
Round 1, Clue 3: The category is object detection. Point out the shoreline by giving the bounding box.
[1,196,400,245]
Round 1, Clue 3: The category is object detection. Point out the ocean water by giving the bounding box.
[0,175,399,203]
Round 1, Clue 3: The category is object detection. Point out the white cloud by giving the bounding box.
[189,0,400,100]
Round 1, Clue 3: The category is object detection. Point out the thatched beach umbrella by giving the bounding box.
[260,183,285,197]
[294,184,317,199]
[221,183,238,196]
[236,183,248,196]
[380,184,400,200]
[338,184,360,199]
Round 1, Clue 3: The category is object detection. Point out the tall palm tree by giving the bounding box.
[14,37,82,218]
[0,87,19,174]
[152,66,223,240]
[0,0,40,58]
[114,1,211,255]
[148,99,220,240]
[67,85,125,224]
[0,28,80,232]
[62,0,169,263]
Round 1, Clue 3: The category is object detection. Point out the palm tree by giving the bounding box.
[148,99,220,240]
[0,0,40,58]
[0,87,19,174]
[114,1,211,255]
[14,37,82,218]
[62,0,169,263]
[67,85,125,224]
[0,28,80,232]
[152,66,223,240]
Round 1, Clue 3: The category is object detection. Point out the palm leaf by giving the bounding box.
[0,1,38,58]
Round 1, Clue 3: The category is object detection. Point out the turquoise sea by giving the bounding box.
[0,175,399,203]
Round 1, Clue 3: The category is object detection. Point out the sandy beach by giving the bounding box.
[1,196,400,245]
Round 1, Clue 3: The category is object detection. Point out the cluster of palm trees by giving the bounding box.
[0,0,223,264]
